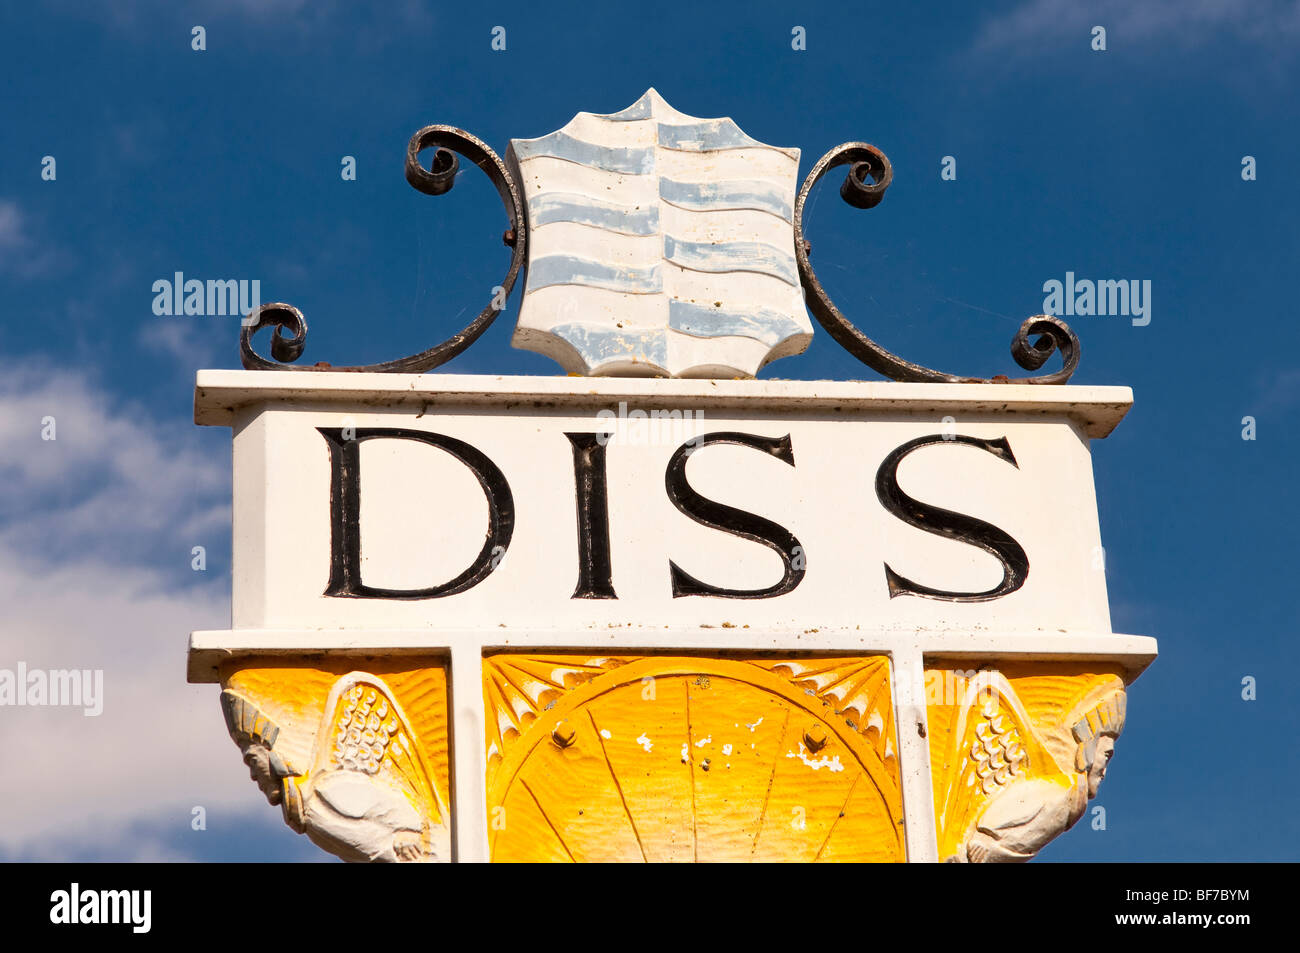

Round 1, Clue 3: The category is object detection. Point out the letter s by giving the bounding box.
[875,434,1029,601]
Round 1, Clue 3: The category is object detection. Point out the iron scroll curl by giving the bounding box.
[793,142,1080,384]
[239,125,527,373]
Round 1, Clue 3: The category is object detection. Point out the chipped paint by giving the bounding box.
[786,742,845,773]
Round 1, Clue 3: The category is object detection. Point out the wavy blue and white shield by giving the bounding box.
[506,88,812,378]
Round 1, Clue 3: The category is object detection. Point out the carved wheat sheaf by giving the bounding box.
[312,673,448,829]
[967,701,1028,795]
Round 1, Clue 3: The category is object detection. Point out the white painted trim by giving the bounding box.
[890,646,939,862]
[448,645,489,863]
[187,627,1157,683]
[194,371,1133,439]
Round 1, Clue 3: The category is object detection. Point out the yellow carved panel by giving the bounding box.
[219,657,451,862]
[483,654,904,862]
[925,662,1129,863]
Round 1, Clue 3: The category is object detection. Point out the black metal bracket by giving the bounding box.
[793,142,1080,384]
[239,125,527,373]
[240,128,1078,385]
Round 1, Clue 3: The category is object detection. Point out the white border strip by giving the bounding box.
[194,371,1134,439]
[187,628,1158,683]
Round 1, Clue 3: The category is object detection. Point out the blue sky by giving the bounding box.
[1,0,1296,861]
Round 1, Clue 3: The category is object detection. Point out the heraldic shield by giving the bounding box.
[506,88,813,378]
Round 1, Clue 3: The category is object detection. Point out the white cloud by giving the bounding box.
[1254,367,1300,412]
[0,367,272,859]
[0,367,229,564]
[0,200,25,250]
[973,0,1300,55]
[0,199,62,278]
[137,318,221,370]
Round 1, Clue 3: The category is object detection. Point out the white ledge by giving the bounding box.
[187,627,1157,684]
[194,371,1133,439]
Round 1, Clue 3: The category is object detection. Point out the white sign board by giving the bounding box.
[189,371,1147,655]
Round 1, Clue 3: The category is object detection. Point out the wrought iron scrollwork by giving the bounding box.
[793,142,1080,384]
[240,125,527,372]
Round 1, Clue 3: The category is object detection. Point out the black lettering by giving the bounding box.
[665,432,805,599]
[319,427,514,599]
[566,432,617,599]
[874,434,1029,601]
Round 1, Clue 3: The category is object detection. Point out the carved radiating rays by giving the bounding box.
[482,655,613,764]
[482,655,903,862]
[750,656,897,782]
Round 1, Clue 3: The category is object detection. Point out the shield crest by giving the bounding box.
[506,88,812,378]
